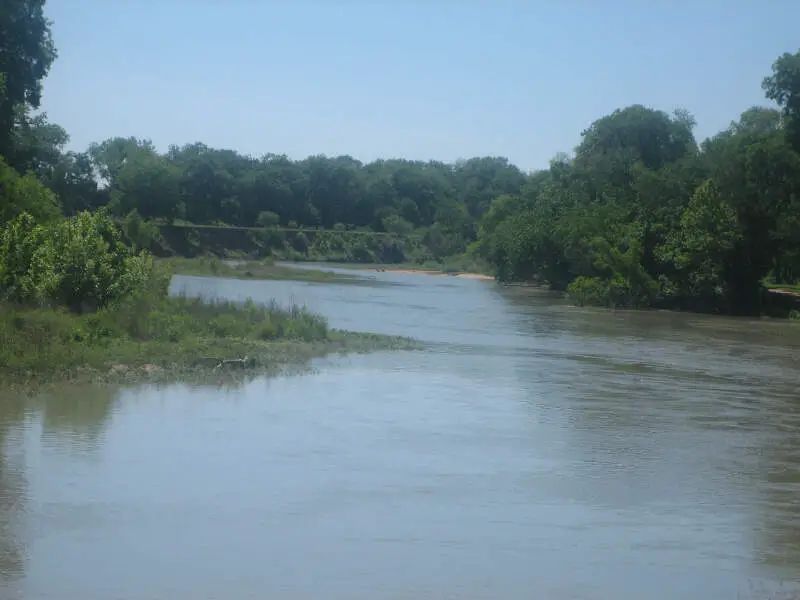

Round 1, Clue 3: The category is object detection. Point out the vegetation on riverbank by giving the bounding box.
[347,253,492,275]
[0,293,415,387]
[3,3,800,317]
[0,210,413,385]
[0,3,415,385]
[473,54,800,316]
[22,46,800,317]
[161,256,362,283]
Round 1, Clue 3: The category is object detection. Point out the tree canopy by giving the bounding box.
[477,95,800,314]
[0,0,57,165]
[1,1,799,316]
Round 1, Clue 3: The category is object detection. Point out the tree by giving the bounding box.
[576,105,697,172]
[763,50,800,153]
[88,137,156,185]
[0,0,57,162]
[256,211,280,228]
[0,155,60,224]
[660,179,741,307]
[0,210,154,312]
[111,150,181,221]
[11,110,69,177]
[46,151,103,215]
[473,56,800,315]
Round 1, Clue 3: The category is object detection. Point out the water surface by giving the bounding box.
[2,268,799,599]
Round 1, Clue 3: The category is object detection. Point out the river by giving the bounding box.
[1,266,799,599]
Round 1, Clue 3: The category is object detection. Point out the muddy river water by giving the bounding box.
[1,266,799,599]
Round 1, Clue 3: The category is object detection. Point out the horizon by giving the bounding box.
[40,0,800,171]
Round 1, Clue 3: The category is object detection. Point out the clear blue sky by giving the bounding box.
[41,0,800,172]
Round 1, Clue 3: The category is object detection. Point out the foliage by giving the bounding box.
[0,0,57,163]
[566,276,610,308]
[0,154,61,223]
[2,1,800,320]
[0,293,327,379]
[763,50,800,153]
[121,209,164,251]
[0,210,154,312]
[256,210,280,227]
[68,143,526,263]
[160,256,361,283]
[475,58,800,316]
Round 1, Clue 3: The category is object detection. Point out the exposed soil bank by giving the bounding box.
[376,268,494,280]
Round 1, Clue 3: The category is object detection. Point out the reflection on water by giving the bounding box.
[0,268,799,599]
[38,386,118,454]
[0,396,26,584]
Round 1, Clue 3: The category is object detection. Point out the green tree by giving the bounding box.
[0,155,60,224]
[46,151,103,215]
[659,179,741,306]
[0,210,154,312]
[256,210,280,227]
[0,0,57,162]
[763,50,800,153]
[9,110,68,177]
[112,150,181,221]
[88,137,156,185]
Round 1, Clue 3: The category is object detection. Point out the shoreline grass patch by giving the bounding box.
[0,211,417,390]
[0,293,418,388]
[161,256,363,283]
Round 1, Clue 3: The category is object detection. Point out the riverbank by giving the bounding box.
[160,256,362,283]
[0,293,417,389]
[372,267,494,280]
[766,282,800,297]
[162,255,496,281]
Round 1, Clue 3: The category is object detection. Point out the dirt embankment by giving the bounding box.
[769,288,800,297]
[376,268,494,280]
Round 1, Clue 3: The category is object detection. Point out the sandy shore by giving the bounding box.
[375,268,494,280]
[769,288,800,297]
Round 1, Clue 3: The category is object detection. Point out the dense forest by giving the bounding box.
[1,0,800,316]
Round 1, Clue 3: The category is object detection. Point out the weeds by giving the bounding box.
[0,284,415,385]
[161,256,360,283]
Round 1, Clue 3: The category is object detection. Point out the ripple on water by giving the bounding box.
[0,271,799,599]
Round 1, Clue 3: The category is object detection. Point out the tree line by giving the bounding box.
[1,1,800,316]
[475,61,800,315]
[5,116,533,261]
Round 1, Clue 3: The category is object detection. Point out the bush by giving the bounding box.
[566,276,611,307]
[0,155,61,224]
[0,210,156,312]
[256,211,280,227]
[121,209,164,251]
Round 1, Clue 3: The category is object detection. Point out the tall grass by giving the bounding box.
[0,270,331,379]
[161,256,359,283]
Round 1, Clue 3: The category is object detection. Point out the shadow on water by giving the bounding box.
[751,421,800,572]
[0,395,26,584]
[36,386,118,454]
[0,386,122,590]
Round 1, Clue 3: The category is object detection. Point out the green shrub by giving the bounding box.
[0,156,61,224]
[566,276,611,307]
[0,212,54,305]
[0,210,156,313]
[121,209,164,251]
[256,211,280,227]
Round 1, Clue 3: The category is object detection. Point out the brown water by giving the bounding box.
[1,266,800,600]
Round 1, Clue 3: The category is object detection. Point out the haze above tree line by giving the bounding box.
[2,0,800,319]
